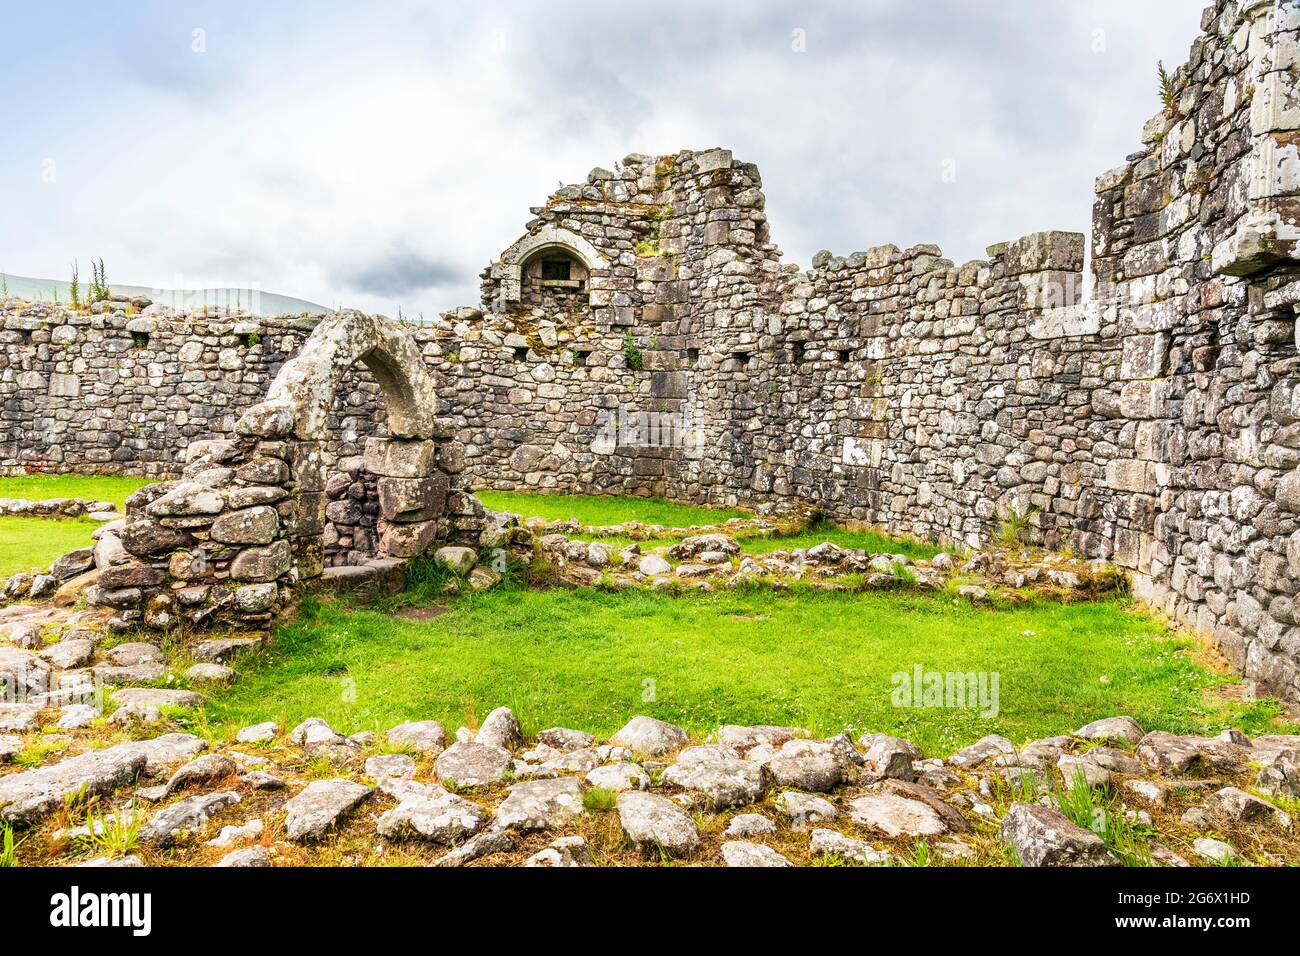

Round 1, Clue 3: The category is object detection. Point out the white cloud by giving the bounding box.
[0,0,1206,316]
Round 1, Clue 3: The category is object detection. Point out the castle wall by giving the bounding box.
[2,0,1299,697]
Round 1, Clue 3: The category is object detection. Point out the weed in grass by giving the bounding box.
[582,787,618,812]
[0,824,24,867]
[86,804,143,858]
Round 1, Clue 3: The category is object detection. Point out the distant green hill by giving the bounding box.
[0,273,329,317]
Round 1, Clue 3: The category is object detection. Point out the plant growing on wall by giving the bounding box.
[623,331,644,371]
[88,258,110,302]
[69,261,80,308]
[1157,61,1181,120]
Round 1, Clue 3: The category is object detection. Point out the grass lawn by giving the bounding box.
[201,584,1287,756]
[0,515,103,577]
[0,474,151,512]
[0,474,153,577]
[475,489,749,527]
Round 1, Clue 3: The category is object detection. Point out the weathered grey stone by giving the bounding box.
[494,777,584,831]
[377,792,488,844]
[283,779,373,841]
[721,841,793,867]
[610,715,688,756]
[475,706,524,750]
[663,758,764,809]
[386,720,447,753]
[618,791,700,855]
[435,741,511,787]
[809,828,892,865]
[139,791,241,846]
[998,803,1118,866]
[0,744,146,825]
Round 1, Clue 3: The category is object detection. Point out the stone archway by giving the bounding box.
[489,224,610,307]
[96,311,456,631]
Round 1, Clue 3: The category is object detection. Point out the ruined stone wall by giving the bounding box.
[3,0,1300,697]
[0,302,389,478]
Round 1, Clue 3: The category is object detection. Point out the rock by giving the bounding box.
[38,639,95,670]
[524,835,592,867]
[156,754,238,797]
[475,706,524,750]
[494,778,584,831]
[209,506,279,545]
[214,846,271,867]
[1058,754,1112,789]
[536,727,595,752]
[241,771,285,790]
[205,819,264,847]
[1192,837,1241,864]
[283,779,373,842]
[377,792,489,844]
[1123,779,1168,806]
[193,637,264,661]
[1212,786,1290,826]
[50,548,96,579]
[848,790,950,837]
[776,790,838,829]
[0,735,22,762]
[237,721,278,744]
[637,554,672,576]
[618,791,700,856]
[726,813,777,837]
[111,688,203,710]
[0,704,40,732]
[663,758,765,809]
[862,735,917,781]
[947,734,1015,769]
[0,744,147,825]
[185,662,235,685]
[1074,715,1145,745]
[809,828,893,865]
[431,830,514,867]
[139,791,241,846]
[291,717,345,747]
[435,741,511,788]
[1136,731,1201,774]
[717,725,809,751]
[586,763,650,791]
[721,841,793,867]
[998,803,1118,866]
[117,733,207,775]
[434,546,477,574]
[610,715,688,756]
[767,739,844,792]
[386,719,447,754]
[366,754,417,781]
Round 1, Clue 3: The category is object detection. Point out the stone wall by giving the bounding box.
[3,0,1300,698]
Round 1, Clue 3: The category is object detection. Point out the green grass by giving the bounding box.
[202,584,1288,756]
[474,489,748,528]
[0,474,153,578]
[0,515,104,578]
[0,474,151,511]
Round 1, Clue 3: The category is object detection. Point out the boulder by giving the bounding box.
[998,802,1118,866]
[610,715,688,756]
[721,841,793,867]
[435,741,511,787]
[385,720,447,754]
[283,779,373,842]
[377,792,488,844]
[617,791,700,856]
[494,777,585,832]
[663,758,765,809]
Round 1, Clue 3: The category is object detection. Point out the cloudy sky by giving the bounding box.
[0,1,1206,316]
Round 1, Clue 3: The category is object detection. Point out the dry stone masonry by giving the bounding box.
[3,0,1300,697]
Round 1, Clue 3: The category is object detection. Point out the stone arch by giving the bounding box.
[101,311,453,633]
[235,309,438,441]
[491,225,611,306]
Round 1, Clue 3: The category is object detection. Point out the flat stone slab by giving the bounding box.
[284,779,373,842]
[998,802,1118,867]
[0,745,147,825]
[495,778,584,832]
[111,688,204,710]
[378,793,489,844]
[721,841,793,867]
[434,741,511,787]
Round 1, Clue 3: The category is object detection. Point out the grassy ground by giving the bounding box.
[202,582,1285,756]
[0,475,152,577]
[475,489,749,527]
[0,474,150,511]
